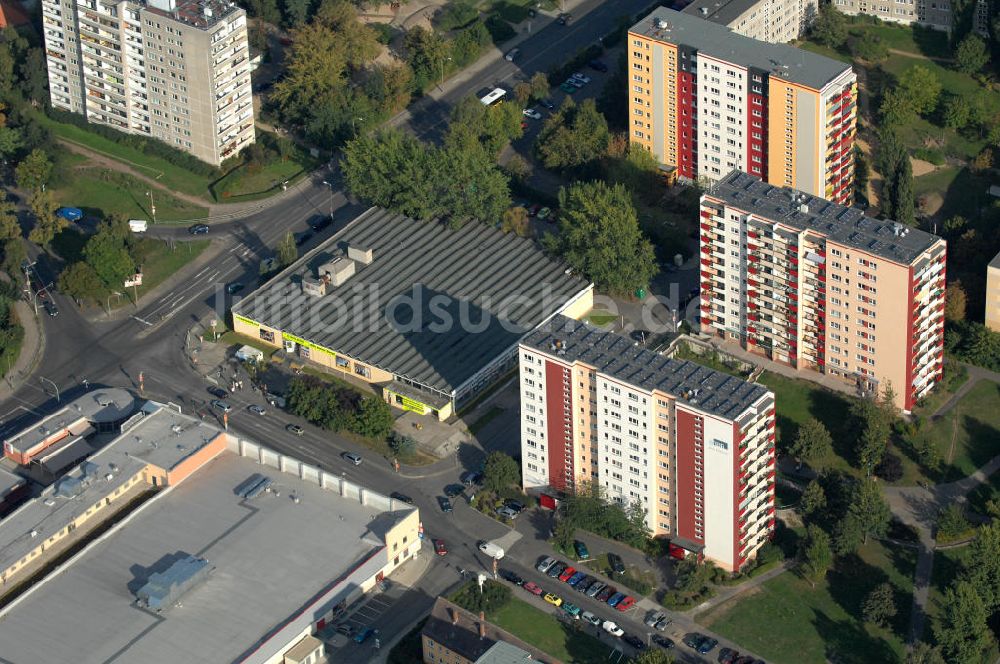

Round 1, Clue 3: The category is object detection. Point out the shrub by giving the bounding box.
[388,432,417,462]
[372,22,396,44]
[484,14,516,44]
[936,504,973,542]
[435,1,479,31]
[913,147,945,165]
[451,579,511,614]
[494,0,530,23]
[875,452,904,482]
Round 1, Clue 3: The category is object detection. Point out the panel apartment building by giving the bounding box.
[42,0,255,166]
[830,0,951,32]
[519,315,777,572]
[700,171,947,413]
[628,8,857,205]
[683,0,819,44]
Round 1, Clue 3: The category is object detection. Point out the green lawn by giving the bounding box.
[35,112,214,198]
[914,380,1000,481]
[587,312,617,325]
[757,372,857,473]
[698,540,916,664]
[586,552,657,596]
[128,238,210,303]
[51,168,210,222]
[851,23,950,59]
[490,597,616,664]
[967,470,1000,518]
[673,344,749,377]
[209,149,318,203]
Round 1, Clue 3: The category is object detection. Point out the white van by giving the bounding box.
[478,541,505,559]
[129,219,148,233]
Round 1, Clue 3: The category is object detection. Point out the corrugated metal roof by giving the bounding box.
[234,208,591,395]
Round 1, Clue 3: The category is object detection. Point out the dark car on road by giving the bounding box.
[585,581,605,597]
[226,282,244,294]
[588,59,609,72]
[207,386,228,398]
[43,300,59,317]
[311,215,332,231]
[574,575,594,593]
[188,223,209,235]
[437,496,453,512]
[698,637,719,654]
[547,562,567,578]
[718,648,739,664]
[652,635,675,650]
[389,491,412,504]
[595,585,616,602]
[622,635,646,650]
[295,231,313,246]
[608,552,626,574]
[460,471,482,486]
[499,569,524,586]
[444,484,464,498]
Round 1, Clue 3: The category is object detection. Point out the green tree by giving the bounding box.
[789,418,833,464]
[14,149,52,192]
[482,451,520,493]
[501,206,530,236]
[404,26,450,92]
[834,511,864,555]
[852,32,889,62]
[446,95,523,158]
[862,582,897,627]
[799,524,833,587]
[553,518,575,553]
[800,480,827,518]
[84,217,135,290]
[880,89,915,127]
[897,65,942,117]
[945,282,968,322]
[0,191,20,241]
[633,650,675,664]
[546,181,657,295]
[849,478,891,545]
[811,4,847,48]
[935,580,991,664]
[535,98,610,171]
[277,231,298,267]
[281,0,311,27]
[964,520,1000,611]
[451,579,511,614]
[955,34,989,74]
[892,155,915,226]
[937,503,971,540]
[0,125,21,163]
[57,261,108,303]
[852,397,889,473]
[27,189,63,246]
[906,643,946,664]
[529,72,549,100]
[349,395,394,439]
[20,48,49,105]
[388,431,417,461]
[341,129,437,219]
[943,94,972,130]
[249,0,281,23]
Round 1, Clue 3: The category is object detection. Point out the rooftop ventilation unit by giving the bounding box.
[347,244,374,265]
[318,257,355,288]
[654,17,669,29]
[135,555,214,612]
[302,276,326,297]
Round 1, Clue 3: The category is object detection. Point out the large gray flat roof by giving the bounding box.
[0,401,224,576]
[0,450,414,664]
[683,0,760,27]
[523,315,771,421]
[706,170,943,265]
[4,387,135,455]
[630,7,851,90]
[234,208,591,395]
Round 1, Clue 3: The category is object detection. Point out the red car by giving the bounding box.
[616,595,636,612]
[558,566,576,582]
[524,581,544,596]
[433,539,448,556]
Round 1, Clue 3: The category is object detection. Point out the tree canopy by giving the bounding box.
[535,98,610,172]
[482,451,520,493]
[545,181,657,295]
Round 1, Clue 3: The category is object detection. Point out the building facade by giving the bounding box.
[985,251,1000,332]
[831,0,951,32]
[700,171,947,412]
[684,0,819,43]
[519,316,776,572]
[628,8,857,205]
[42,0,255,165]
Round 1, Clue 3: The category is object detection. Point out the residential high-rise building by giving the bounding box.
[519,315,777,572]
[42,0,255,166]
[831,0,951,32]
[700,171,947,412]
[628,8,857,205]
[683,0,819,44]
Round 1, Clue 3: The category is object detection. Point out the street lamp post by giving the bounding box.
[39,376,59,402]
[147,190,157,224]
[439,56,451,89]
[321,180,335,219]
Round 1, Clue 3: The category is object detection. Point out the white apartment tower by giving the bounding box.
[42,0,255,166]
[519,315,777,572]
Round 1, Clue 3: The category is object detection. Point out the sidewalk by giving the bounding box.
[0,300,45,404]
[712,338,859,398]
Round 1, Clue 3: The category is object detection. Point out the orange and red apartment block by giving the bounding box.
[628,8,857,205]
[700,171,947,413]
[519,316,777,572]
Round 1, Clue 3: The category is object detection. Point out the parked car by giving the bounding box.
[654,616,672,631]
[354,627,376,644]
[547,562,567,578]
[335,623,354,637]
[342,451,362,466]
[543,592,563,607]
[40,298,56,318]
[595,585,616,602]
[433,539,448,556]
[683,634,705,650]
[536,556,557,574]
[311,215,332,231]
[211,399,231,413]
[608,553,626,574]
[698,637,719,654]
[566,77,585,89]
[524,582,544,596]
[188,223,209,235]
[558,566,576,582]
[570,72,591,84]
[645,611,666,628]
[526,204,541,217]
[733,657,757,664]
[226,282,244,294]
[562,602,581,618]
[586,581,606,597]
[581,611,601,626]
[504,499,525,513]
[540,98,556,110]
[437,496,453,513]
[574,575,594,593]
[499,569,524,586]
[497,506,519,519]
[602,620,624,637]
[287,424,304,436]
[718,648,740,664]
[622,635,646,650]
[566,571,587,587]
[559,81,577,94]
[522,108,542,120]
[207,386,228,398]
[574,540,590,559]
[607,592,626,608]
[444,484,464,498]
[536,207,552,221]
[616,595,636,612]
[390,491,413,504]
[557,12,571,24]
[504,47,520,61]
[247,405,266,416]
[478,541,505,559]
[652,635,675,650]
[460,471,482,486]
[588,59,609,72]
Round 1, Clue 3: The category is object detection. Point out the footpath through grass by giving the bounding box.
[51,168,210,222]
[916,380,1000,481]
[490,597,616,664]
[698,540,916,664]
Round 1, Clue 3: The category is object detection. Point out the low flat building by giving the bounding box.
[831,0,950,32]
[0,401,420,664]
[987,251,1000,332]
[422,597,561,664]
[2,387,135,470]
[683,0,818,43]
[0,467,27,518]
[232,207,593,420]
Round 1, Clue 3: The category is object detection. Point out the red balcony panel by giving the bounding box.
[700,211,712,219]
[748,267,758,275]
[701,258,711,266]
